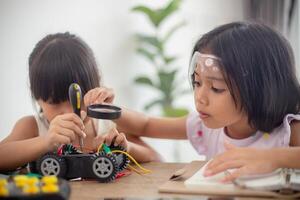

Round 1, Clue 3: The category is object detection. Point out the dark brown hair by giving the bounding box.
[190,22,300,132]
[29,32,100,103]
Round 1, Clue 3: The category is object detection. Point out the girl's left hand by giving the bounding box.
[84,87,114,106]
[93,128,128,151]
[203,142,279,182]
[105,128,128,150]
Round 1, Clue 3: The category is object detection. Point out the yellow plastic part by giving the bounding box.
[41,176,58,185]
[0,187,9,196]
[13,175,29,188]
[0,179,7,187]
[27,177,39,186]
[23,185,40,194]
[41,184,59,193]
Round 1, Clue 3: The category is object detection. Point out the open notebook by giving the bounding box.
[184,161,234,189]
[184,161,300,192]
[159,161,300,198]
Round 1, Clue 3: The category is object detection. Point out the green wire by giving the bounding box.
[102,144,112,154]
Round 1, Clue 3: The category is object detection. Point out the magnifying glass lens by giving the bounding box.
[87,104,121,119]
[89,108,115,113]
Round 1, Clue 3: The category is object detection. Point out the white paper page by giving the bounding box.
[184,161,234,189]
[236,169,285,190]
[290,171,300,184]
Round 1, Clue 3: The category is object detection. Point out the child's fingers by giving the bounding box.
[58,120,85,138]
[104,128,119,146]
[84,87,115,105]
[84,88,103,106]
[92,88,113,104]
[57,128,77,142]
[206,142,236,169]
[60,113,85,130]
[47,132,71,151]
[84,89,99,106]
[204,160,244,177]
[52,134,72,146]
[62,114,86,138]
[114,132,127,147]
[96,88,114,103]
[90,88,106,104]
[84,90,93,106]
[206,153,231,169]
[89,90,99,104]
[80,110,87,121]
[221,168,244,183]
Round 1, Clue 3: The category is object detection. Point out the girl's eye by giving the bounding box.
[192,81,201,87]
[211,87,226,93]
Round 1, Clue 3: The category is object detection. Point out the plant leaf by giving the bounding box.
[136,47,156,63]
[136,34,163,52]
[158,70,177,98]
[155,0,182,27]
[131,6,157,25]
[132,0,182,27]
[163,55,177,64]
[135,76,154,87]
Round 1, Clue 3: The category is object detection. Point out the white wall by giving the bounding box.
[0,0,245,162]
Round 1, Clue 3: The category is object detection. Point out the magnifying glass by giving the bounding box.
[87,104,121,120]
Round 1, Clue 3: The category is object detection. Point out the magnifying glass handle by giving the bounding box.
[68,83,84,151]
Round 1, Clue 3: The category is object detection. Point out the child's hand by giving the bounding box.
[93,128,128,151]
[84,87,114,106]
[45,113,86,150]
[203,142,279,182]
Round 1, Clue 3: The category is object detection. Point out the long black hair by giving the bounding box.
[29,32,100,104]
[191,21,300,132]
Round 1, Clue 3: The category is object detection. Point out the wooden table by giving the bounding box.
[70,162,186,199]
[69,162,267,200]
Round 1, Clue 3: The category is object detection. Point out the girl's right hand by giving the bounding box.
[203,142,279,182]
[45,113,86,151]
[84,87,115,106]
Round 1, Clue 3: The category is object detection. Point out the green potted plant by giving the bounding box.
[132,0,190,117]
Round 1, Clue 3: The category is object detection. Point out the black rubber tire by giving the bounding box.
[91,152,118,182]
[37,153,67,177]
[109,145,130,172]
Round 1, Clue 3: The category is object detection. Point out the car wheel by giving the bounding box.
[37,153,66,177]
[109,145,130,172]
[91,152,118,182]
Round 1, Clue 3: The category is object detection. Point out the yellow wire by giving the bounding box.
[127,165,144,174]
[112,150,152,174]
[96,144,151,174]
[97,144,103,153]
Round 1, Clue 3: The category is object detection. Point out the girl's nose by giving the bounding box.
[195,87,209,105]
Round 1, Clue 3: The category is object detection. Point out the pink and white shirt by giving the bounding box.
[186,112,300,160]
